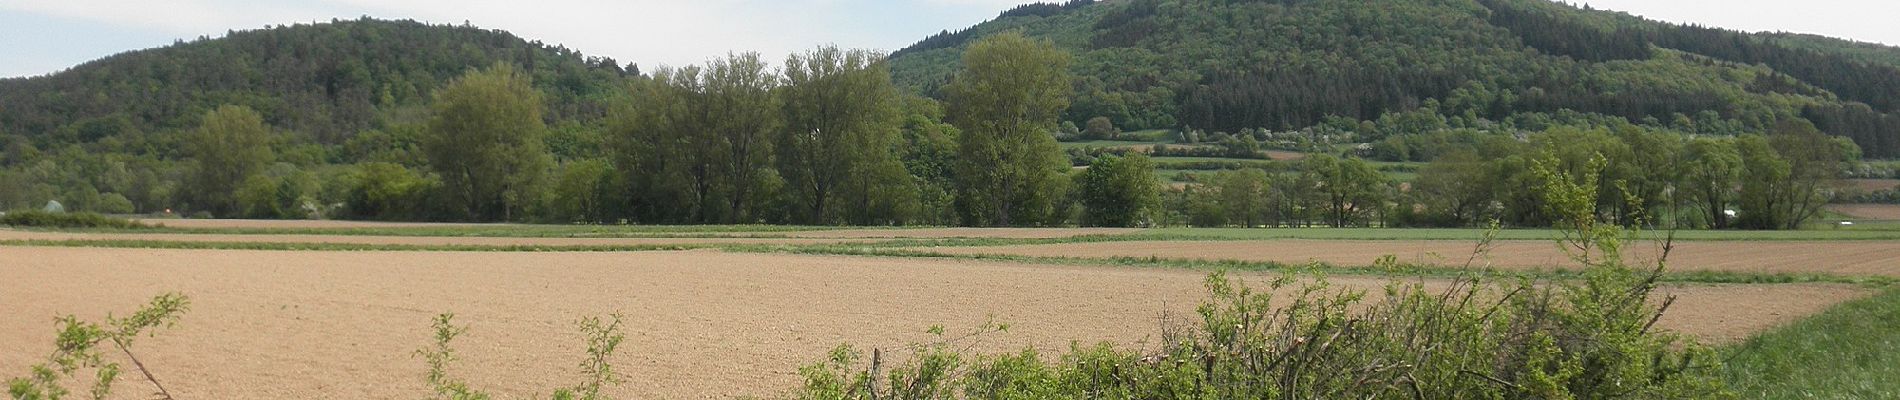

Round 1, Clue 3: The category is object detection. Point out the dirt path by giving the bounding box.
[0,230,874,247]
[920,239,1900,278]
[0,247,1864,398]
[784,227,1142,239]
[134,219,507,229]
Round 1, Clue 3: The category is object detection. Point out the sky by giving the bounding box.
[2,0,1898,79]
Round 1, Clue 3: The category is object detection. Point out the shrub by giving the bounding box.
[0,210,151,229]
[6,293,190,400]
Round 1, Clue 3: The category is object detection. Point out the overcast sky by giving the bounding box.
[2,0,1898,79]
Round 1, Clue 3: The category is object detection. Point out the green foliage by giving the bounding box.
[340,162,436,221]
[1072,154,1159,227]
[183,105,275,217]
[1082,116,1118,140]
[889,0,1900,158]
[948,32,1074,227]
[778,46,919,225]
[1303,154,1390,228]
[7,293,190,400]
[422,63,554,222]
[607,53,783,224]
[0,210,150,229]
[1735,122,1853,230]
[548,159,617,224]
[1722,287,1900,399]
[235,163,324,219]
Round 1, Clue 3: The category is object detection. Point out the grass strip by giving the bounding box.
[1720,287,1900,398]
[102,223,871,238]
[0,239,714,252]
[725,244,1898,286]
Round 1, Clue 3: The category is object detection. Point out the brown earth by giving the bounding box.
[0,230,875,247]
[922,240,1900,278]
[1263,150,1308,161]
[1829,204,1900,221]
[784,227,1142,239]
[0,247,1865,399]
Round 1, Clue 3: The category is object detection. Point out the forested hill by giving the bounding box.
[0,18,632,145]
[888,0,1900,158]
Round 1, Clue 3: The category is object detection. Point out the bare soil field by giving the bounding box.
[922,240,1900,278]
[0,230,874,247]
[1264,150,1308,161]
[134,219,506,229]
[1829,204,1900,221]
[0,247,1864,398]
[784,227,1142,239]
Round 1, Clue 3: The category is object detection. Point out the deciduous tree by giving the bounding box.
[948,32,1073,227]
[421,63,552,222]
[184,105,275,217]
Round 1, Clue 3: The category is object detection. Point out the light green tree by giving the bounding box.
[1303,154,1389,227]
[1736,121,1855,229]
[1679,138,1742,229]
[421,63,553,222]
[184,105,274,217]
[702,53,782,223]
[1073,154,1159,227]
[549,159,616,223]
[947,32,1073,227]
[779,46,917,225]
[1215,168,1273,228]
[1411,150,1496,226]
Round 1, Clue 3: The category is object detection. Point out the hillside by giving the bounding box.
[0,18,630,145]
[888,0,1900,158]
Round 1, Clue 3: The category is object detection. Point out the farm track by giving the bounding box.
[0,230,875,246]
[0,247,1868,399]
[134,219,507,229]
[919,239,1900,278]
[1830,204,1900,221]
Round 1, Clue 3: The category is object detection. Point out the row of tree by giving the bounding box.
[1167,122,1855,230]
[156,33,1150,227]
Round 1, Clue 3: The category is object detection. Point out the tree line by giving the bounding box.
[148,33,1165,227]
[1165,121,1855,230]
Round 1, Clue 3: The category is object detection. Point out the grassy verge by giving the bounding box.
[727,244,1896,286]
[1,211,151,229]
[58,223,870,238]
[0,239,714,252]
[1721,287,1900,398]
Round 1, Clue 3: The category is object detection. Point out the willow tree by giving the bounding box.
[947,32,1073,227]
[779,46,917,225]
[421,63,552,222]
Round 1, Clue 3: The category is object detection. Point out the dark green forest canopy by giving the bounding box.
[886,0,1900,158]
